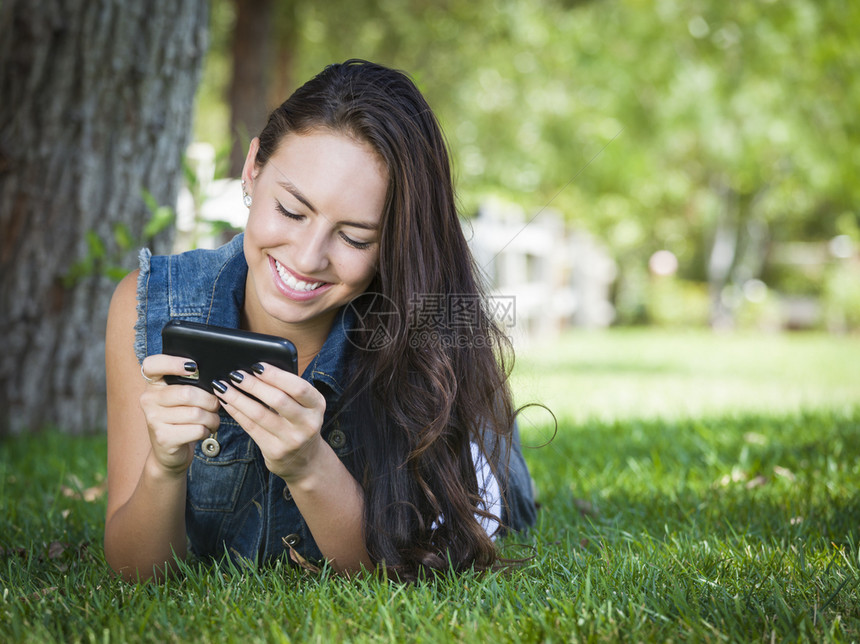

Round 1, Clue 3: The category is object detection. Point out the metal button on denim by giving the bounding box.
[282,485,292,502]
[327,429,346,449]
[283,533,300,547]
[201,436,221,457]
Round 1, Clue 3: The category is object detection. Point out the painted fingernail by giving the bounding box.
[211,380,228,394]
[184,361,198,373]
[251,363,265,374]
[229,370,244,384]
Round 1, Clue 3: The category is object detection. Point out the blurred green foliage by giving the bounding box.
[824,261,860,331]
[644,276,711,327]
[193,0,859,325]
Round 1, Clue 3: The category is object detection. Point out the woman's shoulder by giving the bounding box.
[109,269,140,320]
[106,269,141,361]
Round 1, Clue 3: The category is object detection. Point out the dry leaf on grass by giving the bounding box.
[24,587,59,602]
[745,475,768,489]
[61,478,107,502]
[285,541,321,573]
[773,465,796,481]
[48,541,67,559]
[573,498,598,517]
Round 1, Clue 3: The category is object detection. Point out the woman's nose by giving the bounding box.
[291,223,330,275]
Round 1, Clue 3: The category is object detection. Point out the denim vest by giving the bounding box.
[135,234,536,567]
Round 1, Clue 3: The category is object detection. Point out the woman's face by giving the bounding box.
[242,129,388,335]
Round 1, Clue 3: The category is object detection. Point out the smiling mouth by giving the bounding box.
[273,258,327,293]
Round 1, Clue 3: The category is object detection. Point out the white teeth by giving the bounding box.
[274,259,323,292]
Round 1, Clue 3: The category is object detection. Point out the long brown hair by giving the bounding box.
[255,60,516,580]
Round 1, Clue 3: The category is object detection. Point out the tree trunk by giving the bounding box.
[266,0,299,110]
[0,0,209,434]
[227,0,274,176]
[707,180,740,329]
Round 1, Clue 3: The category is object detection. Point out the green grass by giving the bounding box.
[512,328,860,425]
[2,330,860,642]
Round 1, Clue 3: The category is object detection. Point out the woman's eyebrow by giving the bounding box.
[341,219,378,231]
[277,178,317,213]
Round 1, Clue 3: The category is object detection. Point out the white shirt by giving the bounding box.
[472,442,502,538]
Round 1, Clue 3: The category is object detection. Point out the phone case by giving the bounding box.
[161,320,298,392]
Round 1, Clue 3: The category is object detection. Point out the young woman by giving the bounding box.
[104,60,536,582]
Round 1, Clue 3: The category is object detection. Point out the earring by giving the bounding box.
[242,180,252,208]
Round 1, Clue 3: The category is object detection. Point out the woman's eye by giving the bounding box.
[274,200,372,249]
[340,232,373,250]
[275,202,303,221]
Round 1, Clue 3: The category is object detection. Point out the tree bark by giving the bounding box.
[266,0,299,110]
[0,0,209,434]
[227,0,274,176]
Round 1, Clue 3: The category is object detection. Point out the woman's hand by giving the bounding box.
[139,355,221,476]
[211,363,327,483]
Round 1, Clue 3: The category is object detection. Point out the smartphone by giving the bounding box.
[161,320,298,393]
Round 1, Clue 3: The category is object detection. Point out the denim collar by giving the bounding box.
[304,306,355,400]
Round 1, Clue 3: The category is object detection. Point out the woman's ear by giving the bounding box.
[241,137,261,191]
